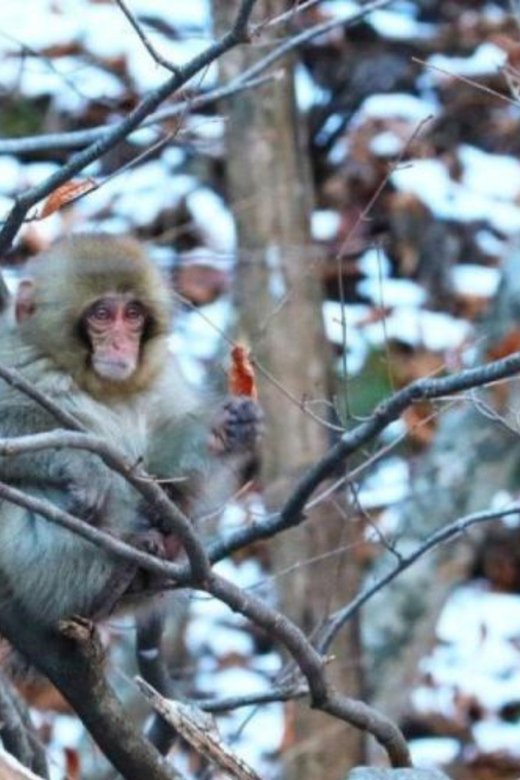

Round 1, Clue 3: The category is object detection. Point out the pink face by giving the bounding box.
[85,295,147,382]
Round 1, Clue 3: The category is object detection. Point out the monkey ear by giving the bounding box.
[15,279,36,323]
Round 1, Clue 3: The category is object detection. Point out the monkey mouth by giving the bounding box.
[92,357,137,382]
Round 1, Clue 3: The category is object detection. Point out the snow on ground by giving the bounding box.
[411,579,520,766]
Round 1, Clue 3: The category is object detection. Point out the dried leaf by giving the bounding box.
[40,178,96,218]
[64,748,81,780]
[228,344,257,399]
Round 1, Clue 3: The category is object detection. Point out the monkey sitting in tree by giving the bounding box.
[0,233,261,637]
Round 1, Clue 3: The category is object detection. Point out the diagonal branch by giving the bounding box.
[205,572,411,767]
[205,350,520,562]
[317,502,520,653]
[0,0,258,256]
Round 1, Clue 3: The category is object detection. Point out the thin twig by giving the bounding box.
[413,56,519,107]
[317,502,520,653]
[114,0,181,74]
[207,350,520,562]
[0,73,278,155]
[0,0,258,255]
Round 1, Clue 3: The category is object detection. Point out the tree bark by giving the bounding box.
[213,1,365,775]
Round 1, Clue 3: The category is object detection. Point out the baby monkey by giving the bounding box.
[0,233,261,635]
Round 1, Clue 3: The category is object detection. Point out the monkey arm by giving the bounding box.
[0,403,122,524]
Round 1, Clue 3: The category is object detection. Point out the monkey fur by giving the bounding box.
[0,234,261,635]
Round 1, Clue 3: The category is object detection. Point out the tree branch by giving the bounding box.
[205,572,411,767]
[0,74,277,155]
[205,351,520,564]
[0,0,258,256]
[317,503,520,654]
[114,0,181,74]
[0,609,184,780]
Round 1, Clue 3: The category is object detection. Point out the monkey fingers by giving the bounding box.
[210,397,264,453]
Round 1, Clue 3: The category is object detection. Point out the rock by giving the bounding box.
[346,769,452,780]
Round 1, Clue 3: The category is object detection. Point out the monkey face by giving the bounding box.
[84,295,148,382]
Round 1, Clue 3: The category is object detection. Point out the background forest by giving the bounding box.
[1,1,520,780]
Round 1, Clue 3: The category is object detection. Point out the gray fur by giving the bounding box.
[0,235,233,633]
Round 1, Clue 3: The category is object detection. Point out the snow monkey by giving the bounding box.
[0,234,261,644]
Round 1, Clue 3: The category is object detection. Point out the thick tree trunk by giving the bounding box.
[213,0,328,479]
[213,1,365,776]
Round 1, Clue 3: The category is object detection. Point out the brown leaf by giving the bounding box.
[64,748,81,780]
[228,344,257,399]
[40,178,96,218]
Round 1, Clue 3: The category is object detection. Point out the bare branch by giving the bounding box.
[0,613,184,780]
[0,0,258,255]
[136,679,263,780]
[0,73,278,156]
[413,56,518,107]
[318,503,520,653]
[321,692,411,768]
[114,0,181,74]
[280,352,520,532]
[0,747,46,780]
[0,363,85,431]
[207,351,520,561]
[204,572,410,767]
[234,0,395,87]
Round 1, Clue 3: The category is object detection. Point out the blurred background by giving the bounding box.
[2,2,520,779]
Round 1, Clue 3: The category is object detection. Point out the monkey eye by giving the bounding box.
[88,301,113,322]
[124,301,146,322]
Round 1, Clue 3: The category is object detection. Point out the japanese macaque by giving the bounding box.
[0,234,261,636]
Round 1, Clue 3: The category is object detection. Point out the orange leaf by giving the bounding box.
[228,344,257,399]
[64,748,81,780]
[40,178,96,218]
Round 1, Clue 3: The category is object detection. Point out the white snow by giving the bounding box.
[311,209,341,241]
[427,42,507,79]
[295,63,329,111]
[356,456,410,509]
[475,229,505,258]
[450,264,501,297]
[357,246,392,277]
[0,156,21,192]
[437,585,520,646]
[319,1,360,21]
[459,144,520,201]
[168,297,233,384]
[473,719,520,757]
[354,93,437,123]
[186,618,255,658]
[369,9,436,41]
[358,277,426,307]
[322,300,371,343]
[363,308,471,351]
[186,188,237,254]
[391,157,520,233]
[370,130,404,157]
[408,737,460,768]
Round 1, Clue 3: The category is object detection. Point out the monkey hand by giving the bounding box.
[129,528,182,562]
[209,396,263,454]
